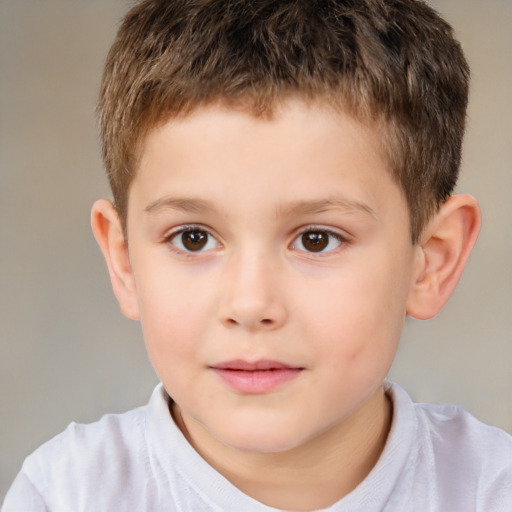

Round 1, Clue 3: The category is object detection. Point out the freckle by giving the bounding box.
[348,348,362,361]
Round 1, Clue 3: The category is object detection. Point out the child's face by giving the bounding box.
[124,100,420,454]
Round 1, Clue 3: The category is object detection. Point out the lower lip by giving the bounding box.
[212,368,303,394]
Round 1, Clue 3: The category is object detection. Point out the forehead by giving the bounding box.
[141,95,382,160]
[131,99,405,223]
[139,99,383,172]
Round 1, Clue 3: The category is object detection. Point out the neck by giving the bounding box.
[173,386,392,511]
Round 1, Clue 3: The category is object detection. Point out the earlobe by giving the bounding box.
[406,194,481,320]
[91,199,140,321]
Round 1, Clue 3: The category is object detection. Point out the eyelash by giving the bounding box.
[164,225,348,256]
[291,226,347,255]
[165,225,221,255]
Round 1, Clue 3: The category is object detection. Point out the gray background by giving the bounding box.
[1,0,511,501]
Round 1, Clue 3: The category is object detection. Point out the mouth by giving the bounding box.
[210,360,304,394]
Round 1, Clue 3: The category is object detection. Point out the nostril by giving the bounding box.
[223,317,275,328]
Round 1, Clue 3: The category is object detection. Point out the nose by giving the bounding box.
[218,250,287,331]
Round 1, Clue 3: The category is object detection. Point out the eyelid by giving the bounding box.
[290,225,349,254]
[164,223,217,237]
[164,224,222,253]
[293,225,349,241]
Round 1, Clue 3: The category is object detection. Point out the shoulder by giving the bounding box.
[418,402,512,510]
[9,391,158,511]
[415,400,512,467]
[388,383,512,510]
[387,382,512,464]
[28,404,146,480]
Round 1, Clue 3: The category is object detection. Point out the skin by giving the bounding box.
[92,99,481,510]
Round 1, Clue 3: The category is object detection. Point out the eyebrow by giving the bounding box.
[144,196,214,214]
[144,195,377,219]
[279,197,377,218]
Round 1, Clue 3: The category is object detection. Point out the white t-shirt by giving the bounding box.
[3,382,512,512]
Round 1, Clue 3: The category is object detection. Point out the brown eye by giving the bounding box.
[301,231,329,252]
[292,229,343,253]
[181,229,207,251]
[170,227,219,253]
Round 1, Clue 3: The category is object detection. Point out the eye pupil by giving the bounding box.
[182,229,208,251]
[302,231,329,252]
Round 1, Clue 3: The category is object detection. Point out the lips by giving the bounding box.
[212,359,297,371]
[210,360,304,394]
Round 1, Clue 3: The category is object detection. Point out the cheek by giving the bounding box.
[297,255,407,365]
[134,261,217,371]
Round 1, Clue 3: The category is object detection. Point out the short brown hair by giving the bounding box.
[98,0,469,242]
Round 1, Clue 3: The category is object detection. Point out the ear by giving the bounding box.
[91,199,140,321]
[406,194,481,320]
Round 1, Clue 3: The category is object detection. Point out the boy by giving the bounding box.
[3,0,512,510]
